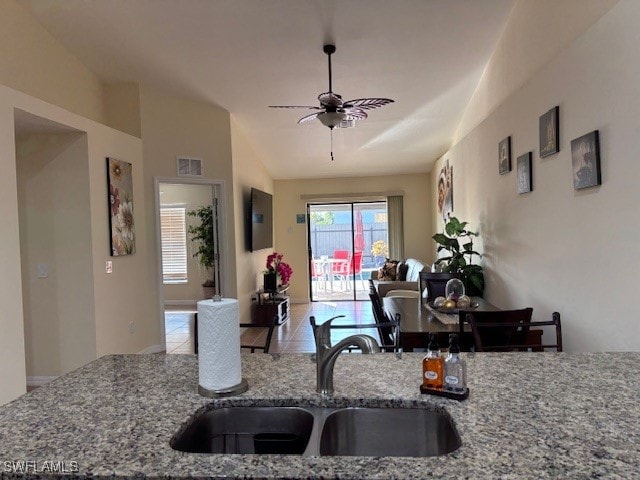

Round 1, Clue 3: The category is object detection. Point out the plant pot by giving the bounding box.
[264,272,277,292]
[202,279,216,299]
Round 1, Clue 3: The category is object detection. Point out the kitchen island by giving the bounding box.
[0,352,638,479]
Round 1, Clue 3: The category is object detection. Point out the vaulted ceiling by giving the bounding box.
[20,0,514,179]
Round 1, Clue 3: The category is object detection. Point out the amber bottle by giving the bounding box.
[422,333,443,389]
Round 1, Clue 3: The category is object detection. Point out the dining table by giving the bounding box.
[383,296,499,351]
[316,257,350,292]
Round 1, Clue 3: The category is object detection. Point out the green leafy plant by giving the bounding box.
[187,205,216,287]
[432,216,484,295]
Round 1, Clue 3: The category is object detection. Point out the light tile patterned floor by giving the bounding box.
[164,301,376,354]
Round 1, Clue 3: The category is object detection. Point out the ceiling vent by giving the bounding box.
[177,157,202,177]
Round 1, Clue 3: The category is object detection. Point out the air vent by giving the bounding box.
[177,157,203,177]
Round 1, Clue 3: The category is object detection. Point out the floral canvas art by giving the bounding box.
[107,158,136,256]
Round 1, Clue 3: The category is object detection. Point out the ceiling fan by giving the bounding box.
[269,44,394,160]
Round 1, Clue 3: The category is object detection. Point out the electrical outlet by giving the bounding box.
[106,261,113,274]
[129,321,135,334]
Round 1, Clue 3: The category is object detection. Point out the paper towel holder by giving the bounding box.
[198,378,248,398]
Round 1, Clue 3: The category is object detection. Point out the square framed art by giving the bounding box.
[516,152,532,194]
[539,106,559,158]
[107,157,136,256]
[498,136,511,174]
[570,130,601,190]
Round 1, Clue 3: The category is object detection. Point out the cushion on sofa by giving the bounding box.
[404,258,427,282]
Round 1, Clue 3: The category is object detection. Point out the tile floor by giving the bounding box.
[164,301,377,354]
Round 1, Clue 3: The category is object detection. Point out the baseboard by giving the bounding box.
[164,300,198,307]
[27,376,57,387]
[138,344,165,354]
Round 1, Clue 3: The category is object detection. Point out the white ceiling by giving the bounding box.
[20,0,514,179]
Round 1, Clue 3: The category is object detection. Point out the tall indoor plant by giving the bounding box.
[187,205,216,294]
[432,216,484,296]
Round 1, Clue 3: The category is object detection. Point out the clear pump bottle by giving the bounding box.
[444,334,467,392]
[422,333,443,389]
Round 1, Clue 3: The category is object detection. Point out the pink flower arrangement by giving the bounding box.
[266,252,293,286]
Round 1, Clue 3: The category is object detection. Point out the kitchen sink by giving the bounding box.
[170,407,314,454]
[171,405,461,457]
[319,407,461,457]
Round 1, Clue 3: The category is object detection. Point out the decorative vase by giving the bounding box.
[264,272,277,292]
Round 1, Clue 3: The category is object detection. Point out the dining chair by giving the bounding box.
[464,309,562,352]
[385,289,421,298]
[368,283,401,352]
[311,259,326,291]
[240,314,278,353]
[419,272,464,302]
[466,309,562,352]
[309,312,400,354]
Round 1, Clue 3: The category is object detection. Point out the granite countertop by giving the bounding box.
[0,352,639,479]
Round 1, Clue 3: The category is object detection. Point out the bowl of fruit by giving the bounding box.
[429,294,477,313]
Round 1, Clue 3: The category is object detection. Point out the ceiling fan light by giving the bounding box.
[318,111,346,128]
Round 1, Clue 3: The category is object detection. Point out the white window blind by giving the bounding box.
[160,207,188,283]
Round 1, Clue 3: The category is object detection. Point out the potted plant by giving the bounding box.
[432,216,484,296]
[264,252,293,292]
[187,205,216,297]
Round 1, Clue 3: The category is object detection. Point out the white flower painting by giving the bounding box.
[107,158,136,256]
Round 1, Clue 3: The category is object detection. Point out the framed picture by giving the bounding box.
[570,130,601,190]
[436,159,453,222]
[498,136,511,174]
[107,158,136,256]
[516,152,533,194]
[539,106,559,158]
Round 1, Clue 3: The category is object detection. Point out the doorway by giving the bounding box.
[307,201,388,301]
[154,177,226,353]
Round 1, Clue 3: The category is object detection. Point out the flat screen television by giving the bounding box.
[250,188,273,251]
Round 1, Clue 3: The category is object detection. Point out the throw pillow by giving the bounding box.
[396,261,409,281]
[378,259,399,281]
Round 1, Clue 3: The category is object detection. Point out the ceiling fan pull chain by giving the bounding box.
[331,128,334,161]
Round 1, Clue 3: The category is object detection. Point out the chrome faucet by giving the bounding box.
[312,316,380,396]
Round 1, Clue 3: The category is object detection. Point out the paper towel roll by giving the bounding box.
[197,298,242,392]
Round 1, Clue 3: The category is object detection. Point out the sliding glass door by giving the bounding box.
[307,201,388,301]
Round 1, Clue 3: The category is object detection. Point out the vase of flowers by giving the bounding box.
[264,252,293,292]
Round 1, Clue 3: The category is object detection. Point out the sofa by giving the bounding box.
[372,258,428,297]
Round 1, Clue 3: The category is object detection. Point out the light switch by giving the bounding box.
[106,261,113,274]
[37,264,48,278]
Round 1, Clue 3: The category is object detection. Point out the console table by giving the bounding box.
[252,285,290,326]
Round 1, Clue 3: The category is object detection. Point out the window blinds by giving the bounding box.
[160,207,188,283]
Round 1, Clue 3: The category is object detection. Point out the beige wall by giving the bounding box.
[0,84,158,404]
[274,174,431,302]
[104,83,142,138]
[160,183,215,303]
[230,117,273,323]
[0,0,107,125]
[17,132,96,377]
[0,102,27,403]
[139,86,237,317]
[432,0,640,351]
[455,0,617,143]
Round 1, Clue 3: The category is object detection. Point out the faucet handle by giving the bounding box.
[310,315,346,350]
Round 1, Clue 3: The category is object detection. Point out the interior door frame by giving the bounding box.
[153,177,228,349]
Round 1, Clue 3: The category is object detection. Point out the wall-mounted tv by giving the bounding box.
[250,188,273,251]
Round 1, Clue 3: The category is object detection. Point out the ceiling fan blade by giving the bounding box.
[269,105,323,110]
[318,92,343,107]
[342,98,394,110]
[297,112,321,124]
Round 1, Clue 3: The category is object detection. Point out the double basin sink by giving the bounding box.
[171,405,461,457]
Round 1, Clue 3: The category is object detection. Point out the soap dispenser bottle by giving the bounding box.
[422,333,443,389]
[444,334,467,392]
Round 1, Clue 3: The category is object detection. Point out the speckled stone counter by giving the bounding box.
[0,352,639,479]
